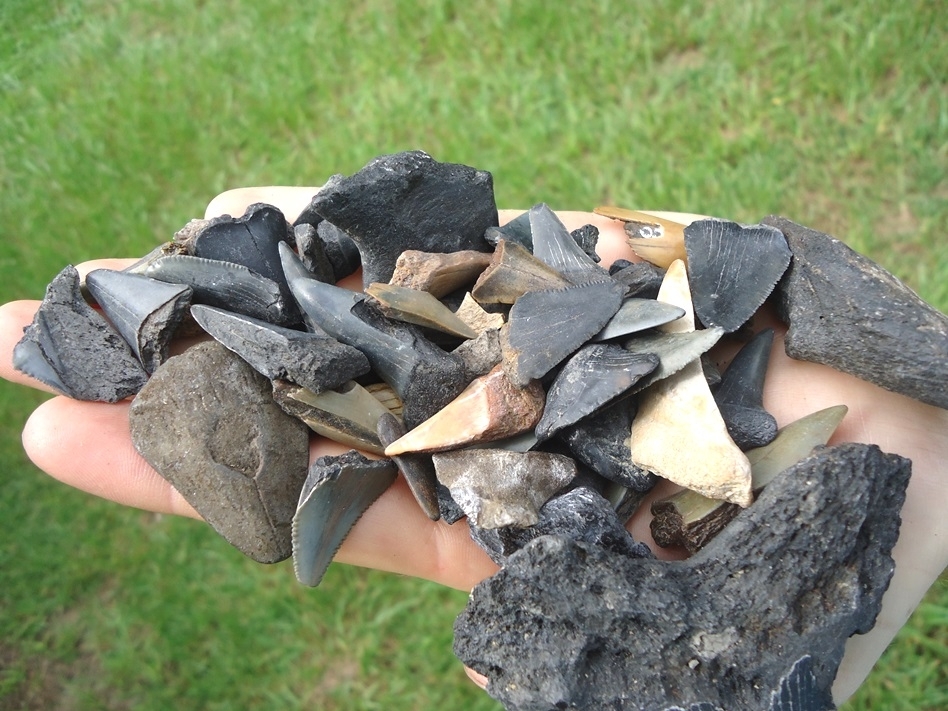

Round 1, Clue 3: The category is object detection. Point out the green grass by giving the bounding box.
[1,1,945,709]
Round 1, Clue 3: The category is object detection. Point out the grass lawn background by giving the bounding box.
[1,1,945,709]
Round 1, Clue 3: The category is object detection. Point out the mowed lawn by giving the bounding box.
[1,1,945,709]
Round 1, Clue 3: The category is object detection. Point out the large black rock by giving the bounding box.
[454,443,910,711]
[764,215,948,410]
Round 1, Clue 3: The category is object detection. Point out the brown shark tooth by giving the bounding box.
[384,364,545,456]
[454,292,505,335]
[292,450,398,587]
[591,297,685,342]
[365,282,478,339]
[471,239,571,305]
[594,206,689,268]
[431,448,576,529]
[272,379,391,455]
[389,250,493,298]
[376,412,441,521]
[630,259,753,507]
[650,404,849,553]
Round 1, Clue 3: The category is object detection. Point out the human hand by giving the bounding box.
[1,187,945,704]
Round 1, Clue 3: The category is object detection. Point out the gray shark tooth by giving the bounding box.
[85,268,192,373]
[529,203,608,283]
[454,443,910,711]
[384,364,545,456]
[684,218,792,333]
[608,260,666,299]
[502,279,626,387]
[13,266,149,401]
[764,214,948,410]
[591,297,686,341]
[432,449,576,529]
[714,328,778,449]
[272,380,390,455]
[292,223,335,283]
[469,486,653,567]
[389,250,493,299]
[623,328,725,392]
[535,345,659,442]
[769,656,833,711]
[307,151,497,286]
[376,412,441,521]
[143,254,296,326]
[190,304,370,394]
[484,209,533,250]
[365,282,478,339]
[292,450,398,587]
[561,397,657,493]
[471,238,571,305]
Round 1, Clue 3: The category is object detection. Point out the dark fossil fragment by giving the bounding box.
[129,342,310,563]
[454,443,909,711]
[13,265,148,401]
[764,214,948,410]
[376,412,441,521]
[714,328,778,449]
[292,223,335,284]
[608,259,666,298]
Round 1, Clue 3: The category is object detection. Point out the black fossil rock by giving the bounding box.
[307,151,498,286]
[129,341,310,564]
[13,265,149,401]
[764,215,948,410]
[608,260,666,299]
[454,443,910,711]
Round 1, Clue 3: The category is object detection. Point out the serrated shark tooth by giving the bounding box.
[594,206,689,268]
[366,282,478,339]
[529,203,608,283]
[591,297,685,341]
[376,412,441,521]
[630,260,752,507]
[623,329,725,393]
[384,364,544,456]
[85,268,192,373]
[484,209,533,250]
[389,249,493,299]
[535,344,658,442]
[471,239,571,305]
[714,328,778,449]
[292,451,397,586]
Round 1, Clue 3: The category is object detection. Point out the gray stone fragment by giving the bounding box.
[454,443,909,711]
[129,342,310,563]
[13,265,148,401]
[764,215,948,409]
[452,327,502,378]
[293,223,335,284]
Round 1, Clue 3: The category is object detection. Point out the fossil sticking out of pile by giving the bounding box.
[14,151,948,711]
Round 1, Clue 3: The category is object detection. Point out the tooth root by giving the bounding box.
[714,328,779,449]
[529,203,608,283]
[389,249,493,299]
[365,282,478,339]
[593,206,689,269]
[384,365,544,456]
[471,239,571,305]
[630,260,753,507]
[376,412,441,521]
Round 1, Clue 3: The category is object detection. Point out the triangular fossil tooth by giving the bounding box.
[431,448,576,529]
[535,344,659,442]
[684,218,791,333]
[623,328,724,393]
[630,260,753,507]
[484,209,533,250]
[454,292,505,335]
[389,250,493,299]
[714,328,778,449]
[272,380,390,455]
[471,239,571,305]
[365,282,478,339]
[292,450,398,587]
[591,297,685,341]
[529,203,608,283]
[501,279,626,387]
[594,206,689,268]
[143,253,296,327]
[384,364,545,456]
[376,412,441,521]
[85,268,192,373]
[190,304,371,394]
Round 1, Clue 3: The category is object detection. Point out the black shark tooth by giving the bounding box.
[529,203,608,283]
[714,328,778,449]
[376,412,441,521]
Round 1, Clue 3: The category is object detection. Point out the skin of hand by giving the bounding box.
[1,186,945,704]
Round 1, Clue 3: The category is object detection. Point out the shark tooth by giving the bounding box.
[535,344,658,441]
[454,292,505,335]
[272,380,390,455]
[529,203,608,283]
[292,450,398,587]
[376,412,441,521]
[471,239,571,305]
[684,219,791,333]
[13,265,149,401]
[366,282,478,339]
[713,328,778,449]
[306,151,497,286]
[591,297,685,341]
[143,254,296,326]
[292,223,335,283]
[608,260,666,299]
[623,328,725,393]
[484,209,533,250]
[630,260,752,507]
[389,250,493,299]
[384,364,544,456]
[84,268,192,373]
[594,205,689,268]
[432,448,576,529]
[501,279,626,387]
[190,305,370,394]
